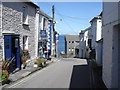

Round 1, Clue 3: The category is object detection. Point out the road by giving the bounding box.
[5,58,91,88]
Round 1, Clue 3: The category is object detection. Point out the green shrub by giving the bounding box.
[0,70,9,81]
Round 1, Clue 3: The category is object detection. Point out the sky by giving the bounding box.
[33,2,102,35]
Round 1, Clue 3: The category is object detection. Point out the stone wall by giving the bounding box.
[0,1,3,61]
[1,2,37,61]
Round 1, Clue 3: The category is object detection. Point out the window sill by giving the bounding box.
[23,23,29,26]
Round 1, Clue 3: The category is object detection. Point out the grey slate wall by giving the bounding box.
[0,1,3,61]
[0,2,37,61]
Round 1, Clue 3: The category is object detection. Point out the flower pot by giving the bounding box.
[21,64,26,69]
[34,64,38,68]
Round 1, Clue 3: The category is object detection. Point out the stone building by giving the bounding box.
[102,2,120,88]
[65,35,79,58]
[0,2,39,71]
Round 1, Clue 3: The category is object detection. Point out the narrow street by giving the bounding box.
[5,58,91,88]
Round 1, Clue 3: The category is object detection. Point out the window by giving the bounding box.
[15,38,19,48]
[22,6,28,25]
[76,41,79,43]
[88,39,92,49]
[23,36,28,50]
[72,48,74,51]
[69,41,71,43]
[69,48,71,51]
[72,41,74,43]
[40,30,47,38]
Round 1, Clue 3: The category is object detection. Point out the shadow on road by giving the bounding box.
[69,63,91,89]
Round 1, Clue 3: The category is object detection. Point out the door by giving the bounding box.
[4,35,20,72]
[12,36,20,69]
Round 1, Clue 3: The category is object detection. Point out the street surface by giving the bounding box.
[5,58,91,88]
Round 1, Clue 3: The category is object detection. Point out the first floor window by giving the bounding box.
[22,6,28,25]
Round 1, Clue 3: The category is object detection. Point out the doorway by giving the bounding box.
[4,35,20,72]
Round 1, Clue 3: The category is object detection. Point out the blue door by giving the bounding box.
[4,35,20,72]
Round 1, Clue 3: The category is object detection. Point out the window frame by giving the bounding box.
[22,6,29,25]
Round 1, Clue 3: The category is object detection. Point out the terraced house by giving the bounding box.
[0,2,39,72]
[37,9,53,59]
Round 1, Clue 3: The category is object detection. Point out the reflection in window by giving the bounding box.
[15,38,18,48]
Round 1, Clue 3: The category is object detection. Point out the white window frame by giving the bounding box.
[23,36,28,50]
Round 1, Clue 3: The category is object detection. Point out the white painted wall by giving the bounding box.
[96,19,102,41]
[102,2,119,88]
[79,27,91,59]
[103,2,118,25]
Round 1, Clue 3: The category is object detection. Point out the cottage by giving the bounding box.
[37,9,53,59]
[90,15,102,60]
[79,27,91,59]
[0,2,39,72]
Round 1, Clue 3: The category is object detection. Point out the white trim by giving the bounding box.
[35,13,39,57]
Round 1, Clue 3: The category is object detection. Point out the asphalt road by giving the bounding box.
[5,58,91,88]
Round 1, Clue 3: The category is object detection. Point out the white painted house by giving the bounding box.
[89,15,102,65]
[79,27,91,59]
[37,9,53,58]
[102,2,120,88]
[90,15,102,49]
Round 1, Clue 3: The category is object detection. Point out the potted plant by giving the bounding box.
[0,69,9,84]
[21,55,27,69]
[34,62,38,68]
[34,58,46,68]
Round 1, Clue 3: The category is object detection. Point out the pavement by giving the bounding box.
[0,58,53,89]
